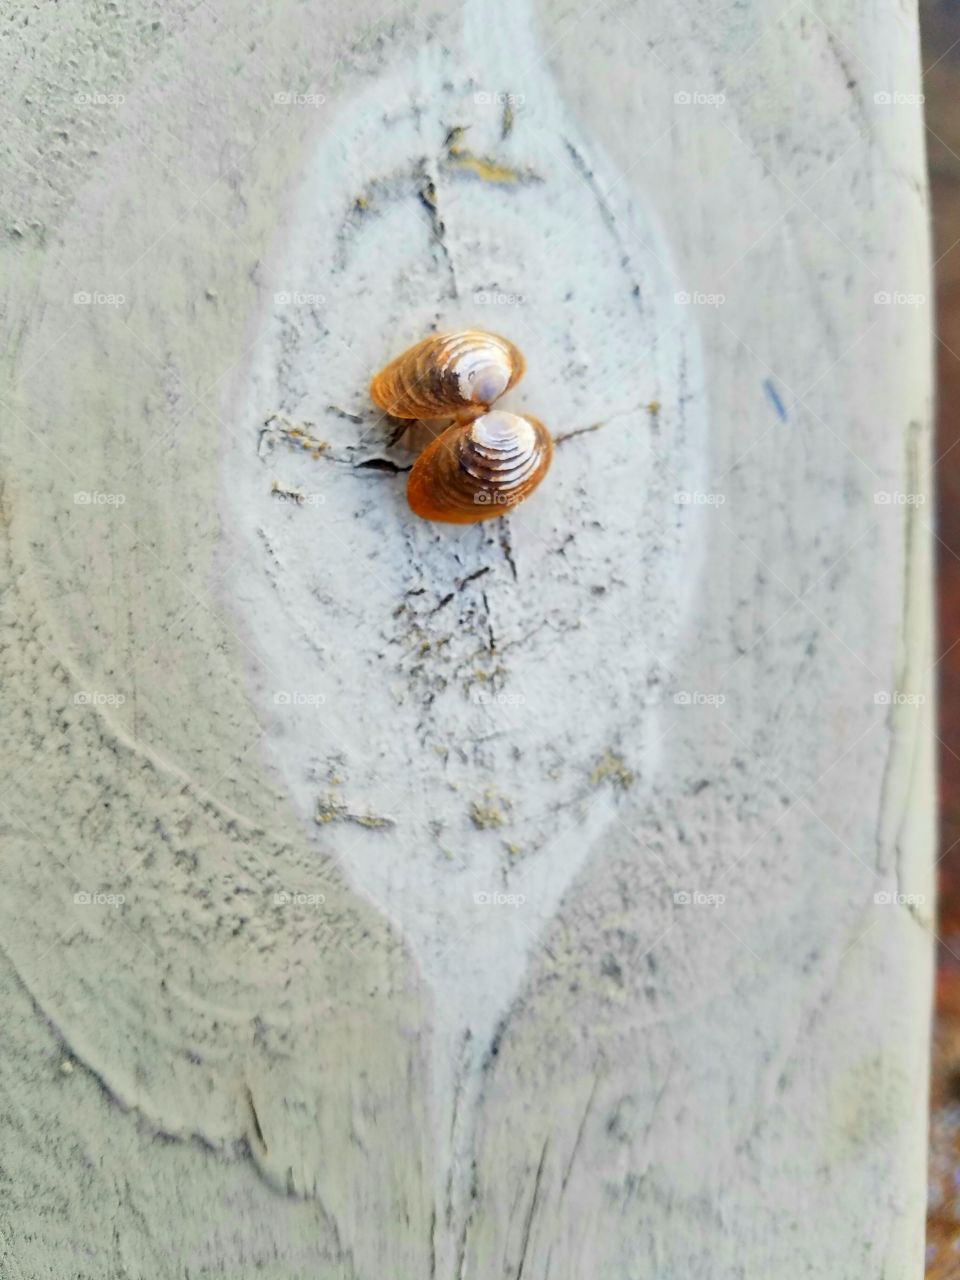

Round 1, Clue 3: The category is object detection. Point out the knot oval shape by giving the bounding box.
[370,330,525,420]
[406,411,553,524]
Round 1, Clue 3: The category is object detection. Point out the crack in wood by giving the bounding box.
[515,1139,549,1280]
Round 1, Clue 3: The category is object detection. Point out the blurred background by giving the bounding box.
[923,2,960,1275]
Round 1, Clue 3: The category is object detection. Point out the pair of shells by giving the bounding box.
[370,330,552,524]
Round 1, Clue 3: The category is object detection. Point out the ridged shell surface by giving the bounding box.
[370,330,524,419]
[407,411,552,524]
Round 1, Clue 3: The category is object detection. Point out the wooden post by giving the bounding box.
[0,0,933,1275]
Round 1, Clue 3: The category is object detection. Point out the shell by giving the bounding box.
[407,410,553,524]
[370,330,525,420]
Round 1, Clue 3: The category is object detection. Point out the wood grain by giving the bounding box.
[0,1,933,1276]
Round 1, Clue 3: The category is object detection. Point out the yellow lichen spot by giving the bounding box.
[646,400,660,415]
[315,795,345,825]
[590,749,635,790]
[353,813,393,830]
[503,840,522,857]
[264,414,328,460]
[285,425,328,460]
[470,791,507,830]
[315,794,395,829]
[446,146,525,183]
[442,126,531,184]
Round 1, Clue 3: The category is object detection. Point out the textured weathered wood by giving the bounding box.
[0,1,933,1276]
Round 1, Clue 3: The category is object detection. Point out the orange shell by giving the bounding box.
[370,330,525,420]
[407,411,552,524]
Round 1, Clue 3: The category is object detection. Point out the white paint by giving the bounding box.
[218,3,704,1242]
[0,0,933,1273]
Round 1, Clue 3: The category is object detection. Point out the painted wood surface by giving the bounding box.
[0,1,933,1276]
